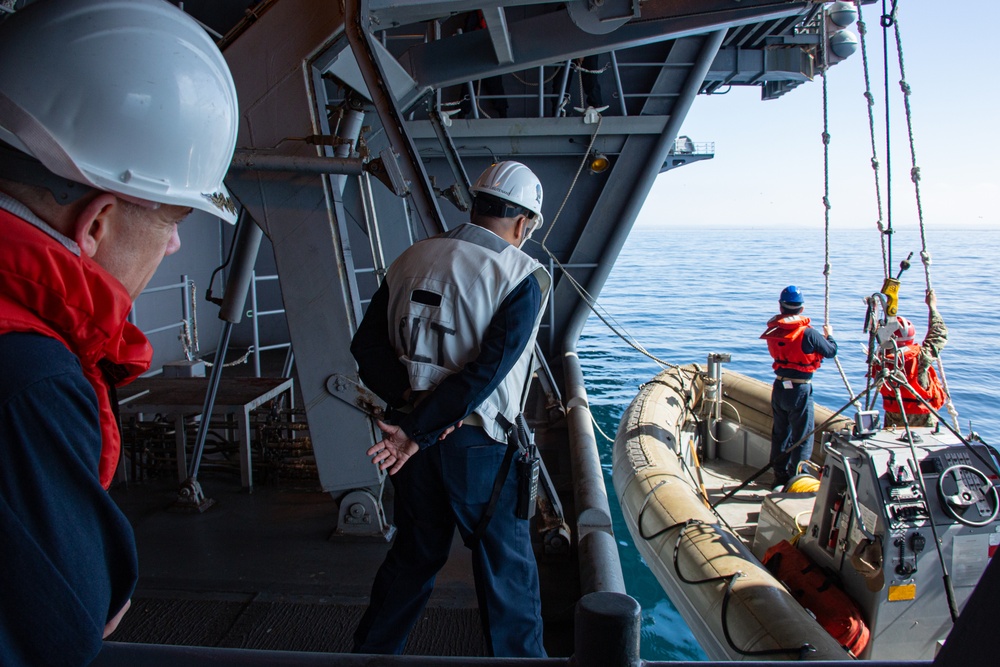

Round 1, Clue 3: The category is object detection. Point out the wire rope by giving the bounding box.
[534,114,699,378]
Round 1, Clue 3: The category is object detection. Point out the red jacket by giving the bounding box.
[0,207,152,488]
[874,344,946,414]
[761,314,825,375]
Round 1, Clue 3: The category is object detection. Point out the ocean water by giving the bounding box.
[577,224,1000,661]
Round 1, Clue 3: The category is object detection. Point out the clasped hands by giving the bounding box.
[367,419,462,475]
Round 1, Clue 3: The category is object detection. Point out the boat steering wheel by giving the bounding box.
[936,464,1000,527]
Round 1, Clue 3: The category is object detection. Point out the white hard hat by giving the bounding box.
[471,161,544,226]
[0,0,240,223]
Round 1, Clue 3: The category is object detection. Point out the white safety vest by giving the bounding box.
[385,223,551,443]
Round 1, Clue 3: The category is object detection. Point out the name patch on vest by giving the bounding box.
[410,289,442,307]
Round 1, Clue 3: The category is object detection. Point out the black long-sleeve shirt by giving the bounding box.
[351,274,541,447]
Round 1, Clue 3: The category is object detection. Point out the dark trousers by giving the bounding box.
[352,426,545,657]
[770,380,815,485]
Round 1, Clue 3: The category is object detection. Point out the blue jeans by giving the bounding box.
[352,426,546,657]
[770,380,815,484]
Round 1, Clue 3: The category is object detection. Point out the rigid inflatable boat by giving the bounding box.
[613,359,1000,661]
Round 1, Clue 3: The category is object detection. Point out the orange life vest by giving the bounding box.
[874,344,946,414]
[761,314,824,375]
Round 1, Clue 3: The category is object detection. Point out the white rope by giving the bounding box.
[891,12,959,431]
[538,245,677,372]
[180,279,200,361]
[202,347,254,369]
[591,410,615,443]
[853,2,889,278]
[540,115,603,247]
[819,71,858,404]
[530,112,704,377]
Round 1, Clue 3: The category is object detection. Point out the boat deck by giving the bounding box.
[699,457,780,546]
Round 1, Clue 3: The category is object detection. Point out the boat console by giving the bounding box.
[796,426,1000,660]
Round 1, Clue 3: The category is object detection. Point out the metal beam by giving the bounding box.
[367,0,551,29]
[481,6,514,65]
[559,31,728,349]
[344,0,446,238]
[400,2,811,89]
[222,0,388,525]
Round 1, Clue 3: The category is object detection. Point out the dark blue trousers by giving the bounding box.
[770,380,815,485]
[352,426,545,657]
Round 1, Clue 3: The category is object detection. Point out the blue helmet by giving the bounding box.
[779,285,805,308]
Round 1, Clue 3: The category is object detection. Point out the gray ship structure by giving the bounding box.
[2,0,981,664]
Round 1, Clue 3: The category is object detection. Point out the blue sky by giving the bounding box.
[639,2,998,229]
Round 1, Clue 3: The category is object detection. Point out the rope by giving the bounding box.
[541,247,679,371]
[881,0,895,266]
[528,111,696,382]
[890,12,959,430]
[853,2,888,277]
[819,71,858,404]
[202,347,254,369]
[181,278,200,361]
[540,115,603,247]
[635,514,815,659]
[591,410,615,443]
[510,66,562,87]
[534,101,779,388]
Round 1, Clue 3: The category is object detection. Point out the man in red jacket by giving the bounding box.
[0,1,239,664]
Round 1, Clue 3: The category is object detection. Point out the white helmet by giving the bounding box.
[0,0,240,223]
[471,161,544,227]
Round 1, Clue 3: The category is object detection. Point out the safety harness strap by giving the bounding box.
[464,434,518,549]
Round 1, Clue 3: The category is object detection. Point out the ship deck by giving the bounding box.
[102,351,580,659]
[107,476,492,655]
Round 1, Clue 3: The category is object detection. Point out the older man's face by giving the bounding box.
[92,201,191,300]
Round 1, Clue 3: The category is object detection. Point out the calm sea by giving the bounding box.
[578,224,1000,661]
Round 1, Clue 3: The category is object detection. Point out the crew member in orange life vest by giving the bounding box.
[761,286,838,488]
[872,288,947,428]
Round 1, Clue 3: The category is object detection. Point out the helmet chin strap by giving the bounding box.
[0,140,93,205]
[0,141,161,211]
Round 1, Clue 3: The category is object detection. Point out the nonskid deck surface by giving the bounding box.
[107,343,579,656]
[698,457,778,545]
[108,476,489,655]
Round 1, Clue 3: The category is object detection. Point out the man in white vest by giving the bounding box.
[350,161,549,657]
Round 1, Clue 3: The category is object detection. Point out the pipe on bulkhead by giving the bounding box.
[230,151,365,176]
[219,212,264,325]
[562,349,626,596]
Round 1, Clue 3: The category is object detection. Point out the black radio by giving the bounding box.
[516,445,540,520]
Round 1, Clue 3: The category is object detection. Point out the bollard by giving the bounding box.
[573,591,641,667]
